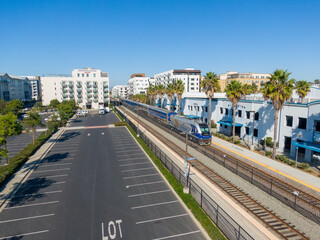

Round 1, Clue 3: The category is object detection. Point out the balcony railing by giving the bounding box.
[77,89,82,93]
[62,93,68,98]
[77,98,83,103]
[86,89,92,93]
[93,89,98,93]
[69,89,74,93]
[87,94,92,98]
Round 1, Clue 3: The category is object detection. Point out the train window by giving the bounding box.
[199,124,210,134]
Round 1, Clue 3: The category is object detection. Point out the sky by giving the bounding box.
[1,0,320,87]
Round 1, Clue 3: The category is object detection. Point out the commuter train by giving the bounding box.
[121,99,212,145]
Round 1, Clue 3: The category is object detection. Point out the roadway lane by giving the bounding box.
[0,113,205,239]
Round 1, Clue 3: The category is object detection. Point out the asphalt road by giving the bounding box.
[0,112,205,239]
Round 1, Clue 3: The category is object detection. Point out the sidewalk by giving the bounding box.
[211,136,320,195]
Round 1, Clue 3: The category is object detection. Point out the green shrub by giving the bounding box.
[210,120,217,129]
[265,151,272,156]
[266,137,273,147]
[114,122,127,126]
[297,163,309,170]
[234,140,240,144]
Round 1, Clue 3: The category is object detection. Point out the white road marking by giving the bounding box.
[118,157,147,162]
[5,201,59,209]
[12,190,63,198]
[126,181,164,188]
[114,146,136,149]
[117,153,145,157]
[120,162,149,167]
[29,174,68,179]
[152,230,201,240]
[33,168,70,173]
[123,173,159,179]
[115,150,141,153]
[136,213,188,224]
[113,143,135,147]
[0,214,55,224]
[121,167,154,172]
[39,163,72,167]
[128,190,171,197]
[0,230,49,239]
[132,200,179,209]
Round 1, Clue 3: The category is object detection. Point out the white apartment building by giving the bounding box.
[182,87,320,162]
[154,68,201,93]
[41,68,109,109]
[128,73,155,96]
[22,76,41,100]
[0,73,32,102]
[111,85,129,98]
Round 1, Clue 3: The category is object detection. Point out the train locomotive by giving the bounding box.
[121,99,212,145]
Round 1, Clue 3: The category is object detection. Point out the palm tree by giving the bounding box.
[295,80,311,103]
[261,69,295,159]
[173,80,185,114]
[165,83,174,111]
[147,86,155,105]
[200,72,221,124]
[314,79,320,84]
[242,84,252,96]
[155,84,165,108]
[225,81,245,142]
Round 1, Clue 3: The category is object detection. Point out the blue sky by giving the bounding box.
[1,0,319,86]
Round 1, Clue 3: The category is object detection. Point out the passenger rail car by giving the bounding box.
[120,98,211,145]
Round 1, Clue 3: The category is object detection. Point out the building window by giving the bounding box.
[225,108,228,115]
[286,116,293,127]
[298,118,307,129]
[315,121,320,132]
[220,107,223,114]
[224,125,227,128]
[82,73,84,77]
[245,127,249,135]
[220,124,223,127]
[205,106,208,112]
[238,110,242,118]
[94,74,96,77]
[254,112,259,121]
[253,129,258,137]
[77,74,80,77]
[246,111,250,119]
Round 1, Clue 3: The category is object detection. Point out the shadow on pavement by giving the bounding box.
[8,177,55,207]
[41,153,70,164]
[55,132,81,142]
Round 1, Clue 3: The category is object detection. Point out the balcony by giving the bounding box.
[87,98,92,103]
[103,93,108,97]
[62,89,68,93]
[93,93,98,98]
[76,82,82,88]
[86,83,92,88]
[87,94,92,98]
[69,82,74,87]
[77,98,83,103]
[93,89,98,93]
[69,89,74,93]
[61,82,67,87]
[103,83,108,87]
[103,88,108,93]
[93,98,98,103]
[62,93,68,98]
[77,94,82,98]
[69,93,74,98]
[86,88,92,93]
[77,89,82,93]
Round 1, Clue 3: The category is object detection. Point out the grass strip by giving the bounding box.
[114,106,225,239]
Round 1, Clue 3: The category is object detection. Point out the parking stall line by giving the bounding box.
[113,143,136,147]
[123,173,159,179]
[0,230,49,240]
[118,157,148,162]
[0,213,55,224]
[126,181,164,188]
[136,213,188,225]
[39,163,72,167]
[128,190,171,197]
[29,174,68,179]
[120,162,150,167]
[33,168,70,173]
[117,153,145,157]
[115,150,142,153]
[152,230,201,240]
[121,167,154,172]
[4,201,60,210]
[132,200,179,210]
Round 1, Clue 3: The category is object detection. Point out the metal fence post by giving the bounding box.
[200,189,203,207]
[270,178,273,195]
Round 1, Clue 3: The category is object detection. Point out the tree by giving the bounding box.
[155,84,165,107]
[261,69,295,159]
[173,79,185,114]
[200,72,221,123]
[295,80,311,102]
[146,86,155,105]
[0,99,7,114]
[242,84,252,96]
[314,79,320,84]
[57,100,77,126]
[225,81,245,142]
[165,83,174,111]
[4,99,23,115]
[0,113,23,163]
[46,115,60,132]
[50,99,60,109]
[23,109,43,144]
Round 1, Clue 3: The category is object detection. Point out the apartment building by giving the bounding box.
[182,87,320,162]
[219,71,271,92]
[0,73,32,102]
[22,76,41,100]
[154,68,201,93]
[111,85,129,98]
[41,68,109,109]
[128,73,154,96]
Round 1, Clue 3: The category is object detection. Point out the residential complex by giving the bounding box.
[23,76,41,100]
[0,73,32,102]
[41,68,109,109]
[154,68,201,93]
[182,87,320,162]
[128,73,154,96]
[218,71,271,92]
[111,85,129,98]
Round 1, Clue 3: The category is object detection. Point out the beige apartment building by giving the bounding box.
[218,71,270,92]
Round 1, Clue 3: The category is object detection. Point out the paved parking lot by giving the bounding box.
[0,113,205,239]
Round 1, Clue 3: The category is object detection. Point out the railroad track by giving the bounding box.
[120,106,309,240]
[126,105,320,226]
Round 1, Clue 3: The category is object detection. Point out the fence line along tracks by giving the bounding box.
[120,106,309,240]
[122,104,320,226]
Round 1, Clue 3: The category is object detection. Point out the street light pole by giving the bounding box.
[295,146,299,167]
[194,103,198,121]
